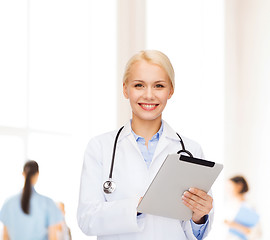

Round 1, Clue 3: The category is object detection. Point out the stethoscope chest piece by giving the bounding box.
[103,179,116,194]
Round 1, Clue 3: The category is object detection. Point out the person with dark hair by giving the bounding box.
[230,176,249,195]
[0,160,62,240]
[224,175,261,240]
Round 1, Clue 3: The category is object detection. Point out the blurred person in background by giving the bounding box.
[224,175,261,240]
[0,160,62,240]
[56,202,72,240]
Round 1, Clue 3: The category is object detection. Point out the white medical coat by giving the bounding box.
[77,120,213,240]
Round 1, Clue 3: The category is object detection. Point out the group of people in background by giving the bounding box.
[0,160,261,240]
[0,160,71,240]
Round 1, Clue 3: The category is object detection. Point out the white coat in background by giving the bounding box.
[77,120,214,240]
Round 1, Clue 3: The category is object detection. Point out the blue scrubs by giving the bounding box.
[229,203,260,240]
[0,188,63,240]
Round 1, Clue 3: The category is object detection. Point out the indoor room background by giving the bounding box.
[0,0,269,239]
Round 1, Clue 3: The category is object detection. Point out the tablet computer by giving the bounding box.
[137,154,223,220]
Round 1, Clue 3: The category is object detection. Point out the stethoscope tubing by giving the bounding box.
[103,126,193,194]
[108,126,124,179]
[176,133,194,158]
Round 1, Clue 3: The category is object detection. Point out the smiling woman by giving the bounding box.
[122,51,174,144]
[77,50,214,240]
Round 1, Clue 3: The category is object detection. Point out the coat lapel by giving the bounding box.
[118,121,142,156]
[117,120,180,163]
[152,121,179,160]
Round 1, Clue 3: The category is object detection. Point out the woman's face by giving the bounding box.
[123,60,174,123]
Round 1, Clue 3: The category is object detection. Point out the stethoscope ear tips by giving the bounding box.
[103,180,116,194]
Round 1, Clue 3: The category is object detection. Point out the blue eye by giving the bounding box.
[135,84,143,88]
[156,84,164,88]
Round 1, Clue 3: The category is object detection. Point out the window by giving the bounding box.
[0,1,117,239]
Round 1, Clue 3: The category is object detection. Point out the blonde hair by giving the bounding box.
[123,50,175,89]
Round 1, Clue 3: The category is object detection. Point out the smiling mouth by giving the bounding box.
[139,103,158,111]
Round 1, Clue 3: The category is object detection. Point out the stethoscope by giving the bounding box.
[103,126,194,194]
